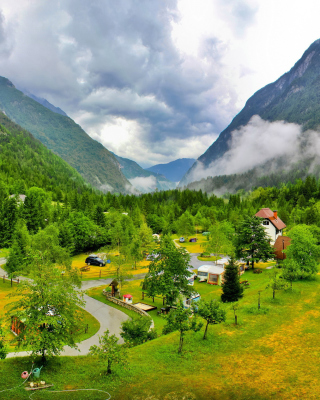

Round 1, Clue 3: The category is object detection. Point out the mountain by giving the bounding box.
[112,153,176,193]
[0,77,131,193]
[146,158,196,182]
[21,90,68,117]
[181,39,320,189]
[0,111,89,195]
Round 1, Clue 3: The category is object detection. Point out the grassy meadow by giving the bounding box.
[3,264,320,398]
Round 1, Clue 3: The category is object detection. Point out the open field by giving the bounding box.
[172,233,209,253]
[72,252,150,280]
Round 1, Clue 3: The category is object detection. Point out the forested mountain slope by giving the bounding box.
[0,112,91,197]
[0,77,130,193]
[181,39,320,188]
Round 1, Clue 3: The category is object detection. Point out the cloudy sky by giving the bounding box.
[0,0,319,168]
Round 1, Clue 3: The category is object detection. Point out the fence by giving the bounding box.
[2,275,20,286]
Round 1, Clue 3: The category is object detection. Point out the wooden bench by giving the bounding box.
[80,266,91,272]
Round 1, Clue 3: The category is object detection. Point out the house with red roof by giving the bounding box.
[255,208,286,244]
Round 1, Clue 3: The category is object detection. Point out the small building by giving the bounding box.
[197,265,214,282]
[255,208,286,244]
[274,236,291,260]
[202,232,210,236]
[189,238,197,242]
[123,294,133,304]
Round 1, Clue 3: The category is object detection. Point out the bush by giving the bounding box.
[120,317,157,346]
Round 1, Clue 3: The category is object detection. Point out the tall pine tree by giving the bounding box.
[221,258,244,303]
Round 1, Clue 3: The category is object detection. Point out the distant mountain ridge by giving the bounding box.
[21,90,68,117]
[0,76,131,193]
[147,158,196,182]
[112,153,176,193]
[180,38,320,190]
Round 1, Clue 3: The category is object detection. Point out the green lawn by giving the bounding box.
[3,265,320,399]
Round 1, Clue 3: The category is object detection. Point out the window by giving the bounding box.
[209,274,218,283]
[263,220,269,225]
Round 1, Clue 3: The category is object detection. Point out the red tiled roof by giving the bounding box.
[255,208,286,230]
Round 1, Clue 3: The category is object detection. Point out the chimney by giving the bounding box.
[273,210,277,219]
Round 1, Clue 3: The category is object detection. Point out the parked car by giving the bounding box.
[179,237,185,243]
[85,254,106,266]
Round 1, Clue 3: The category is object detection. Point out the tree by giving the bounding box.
[5,221,30,275]
[230,302,239,325]
[282,260,300,290]
[6,225,83,361]
[23,187,47,233]
[176,211,194,238]
[89,329,127,374]
[283,225,320,279]
[120,316,157,346]
[235,216,274,269]
[129,236,143,269]
[163,300,203,353]
[197,300,226,339]
[266,269,288,299]
[0,197,18,247]
[113,254,132,295]
[0,322,7,359]
[206,222,234,264]
[221,258,244,303]
[143,235,193,306]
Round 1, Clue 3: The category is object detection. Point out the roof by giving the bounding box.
[207,266,225,275]
[198,265,215,273]
[123,294,132,298]
[198,265,224,274]
[255,208,286,230]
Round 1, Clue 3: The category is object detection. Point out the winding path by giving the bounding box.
[0,252,210,357]
[0,263,130,357]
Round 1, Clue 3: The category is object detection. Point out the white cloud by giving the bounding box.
[187,116,303,183]
[129,176,157,193]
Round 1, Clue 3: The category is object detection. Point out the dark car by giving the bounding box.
[85,254,106,266]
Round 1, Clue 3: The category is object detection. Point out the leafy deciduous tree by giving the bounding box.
[163,300,203,353]
[89,329,127,374]
[143,236,193,306]
[120,316,157,346]
[235,216,274,269]
[198,300,226,339]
